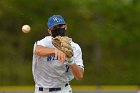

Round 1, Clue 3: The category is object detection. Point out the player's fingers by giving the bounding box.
[57,50,61,62]
[59,53,63,63]
[60,52,65,63]
[54,49,57,58]
[62,53,66,63]
[59,50,66,63]
[55,49,60,61]
[55,49,66,63]
[59,50,64,62]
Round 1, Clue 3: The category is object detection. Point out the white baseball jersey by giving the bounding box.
[32,36,84,88]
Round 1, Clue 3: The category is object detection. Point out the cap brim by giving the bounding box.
[49,23,66,29]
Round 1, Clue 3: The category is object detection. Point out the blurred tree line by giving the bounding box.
[0,0,140,85]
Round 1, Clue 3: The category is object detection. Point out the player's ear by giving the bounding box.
[48,29,51,34]
[65,25,67,30]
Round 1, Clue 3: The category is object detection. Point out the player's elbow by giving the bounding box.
[75,73,84,80]
[35,49,41,56]
[35,46,44,56]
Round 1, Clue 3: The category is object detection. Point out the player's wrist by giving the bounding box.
[67,57,74,65]
[67,61,74,65]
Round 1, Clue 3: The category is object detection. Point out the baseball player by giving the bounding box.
[32,15,84,93]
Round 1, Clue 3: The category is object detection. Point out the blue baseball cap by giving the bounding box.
[47,15,66,29]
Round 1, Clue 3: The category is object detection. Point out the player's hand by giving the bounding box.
[54,49,66,63]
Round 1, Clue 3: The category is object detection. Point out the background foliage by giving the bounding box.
[0,0,140,85]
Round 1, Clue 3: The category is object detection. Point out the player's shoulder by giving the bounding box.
[35,36,52,46]
[71,41,81,51]
[39,36,52,42]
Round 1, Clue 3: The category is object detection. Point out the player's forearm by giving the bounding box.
[70,64,84,80]
[35,45,55,56]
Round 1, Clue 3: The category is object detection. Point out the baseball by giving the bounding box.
[22,25,31,33]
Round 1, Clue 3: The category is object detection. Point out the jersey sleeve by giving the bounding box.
[36,37,48,47]
[73,44,84,69]
[33,36,50,53]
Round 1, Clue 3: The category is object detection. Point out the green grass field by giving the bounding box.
[0,85,139,93]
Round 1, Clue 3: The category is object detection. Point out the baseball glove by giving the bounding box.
[52,36,73,58]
